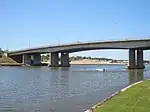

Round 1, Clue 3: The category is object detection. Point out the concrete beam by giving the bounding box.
[8,39,150,55]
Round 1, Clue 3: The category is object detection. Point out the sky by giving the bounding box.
[0,0,150,60]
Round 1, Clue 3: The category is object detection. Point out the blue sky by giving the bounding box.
[0,0,150,60]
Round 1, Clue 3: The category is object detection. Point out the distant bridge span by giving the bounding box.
[8,39,150,69]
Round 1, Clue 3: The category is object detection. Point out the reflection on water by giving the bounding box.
[0,65,149,112]
[128,69,144,84]
[50,68,70,100]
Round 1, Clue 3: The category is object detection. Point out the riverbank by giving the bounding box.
[70,60,126,65]
[42,60,126,65]
[0,63,23,66]
[0,55,48,66]
[90,80,150,112]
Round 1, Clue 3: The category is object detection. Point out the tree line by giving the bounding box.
[70,56,113,61]
[41,54,114,61]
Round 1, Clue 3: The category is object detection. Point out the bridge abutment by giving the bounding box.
[10,55,22,63]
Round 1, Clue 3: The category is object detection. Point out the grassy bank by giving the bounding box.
[94,80,150,112]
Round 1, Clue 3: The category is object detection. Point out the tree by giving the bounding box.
[4,49,9,53]
[0,48,5,54]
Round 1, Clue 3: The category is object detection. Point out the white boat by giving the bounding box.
[95,68,105,71]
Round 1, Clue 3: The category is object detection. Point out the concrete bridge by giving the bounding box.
[8,39,150,69]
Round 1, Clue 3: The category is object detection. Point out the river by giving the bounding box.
[0,64,150,112]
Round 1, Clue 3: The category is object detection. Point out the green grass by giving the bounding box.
[94,80,150,112]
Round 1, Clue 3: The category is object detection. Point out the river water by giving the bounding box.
[0,64,150,112]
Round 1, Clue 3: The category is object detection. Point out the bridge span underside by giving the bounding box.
[10,53,41,66]
[9,52,70,67]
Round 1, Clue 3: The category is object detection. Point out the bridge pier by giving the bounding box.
[127,49,136,69]
[22,54,31,65]
[50,52,70,67]
[32,54,41,65]
[127,49,145,69]
[22,54,41,65]
[137,49,145,69]
[51,52,59,67]
[61,53,70,67]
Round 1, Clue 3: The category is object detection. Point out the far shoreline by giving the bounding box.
[70,63,125,65]
[70,60,127,65]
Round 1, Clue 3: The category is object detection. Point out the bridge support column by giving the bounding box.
[127,49,145,69]
[127,49,136,69]
[51,52,59,67]
[22,54,31,65]
[61,53,70,67]
[32,54,41,65]
[137,49,145,69]
[22,54,41,65]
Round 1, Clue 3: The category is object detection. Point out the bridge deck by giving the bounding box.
[8,38,150,55]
